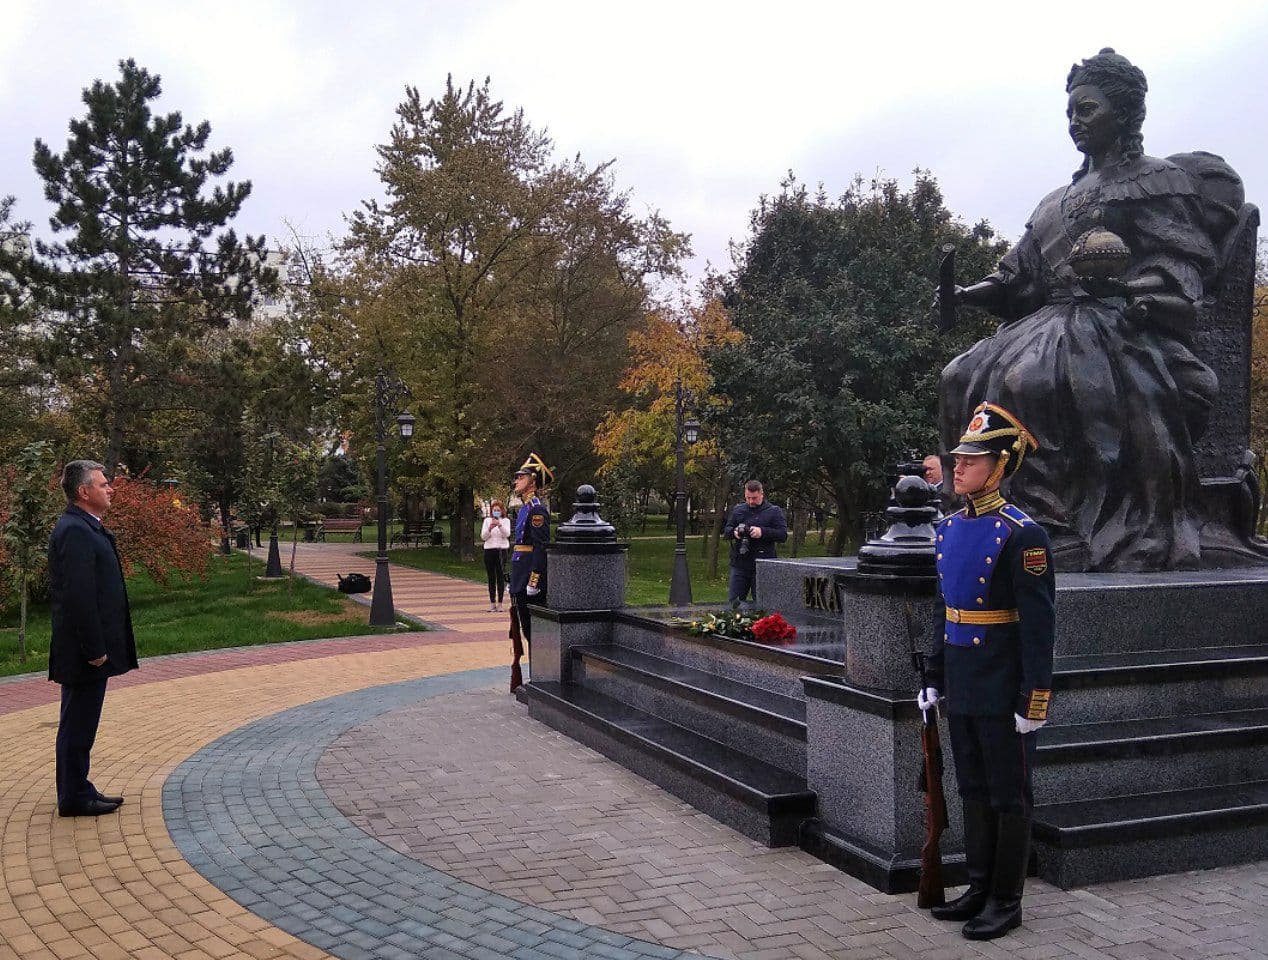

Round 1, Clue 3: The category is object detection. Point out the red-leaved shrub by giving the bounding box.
[106,475,211,583]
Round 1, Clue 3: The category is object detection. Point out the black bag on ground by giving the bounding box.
[337,572,372,594]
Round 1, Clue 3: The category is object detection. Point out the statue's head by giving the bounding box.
[1066,48,1147,169]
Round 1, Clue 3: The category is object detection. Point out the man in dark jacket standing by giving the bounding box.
[722,480,788,610]
[48,460,139,817]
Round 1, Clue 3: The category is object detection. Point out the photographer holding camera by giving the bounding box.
[722,480,788,610]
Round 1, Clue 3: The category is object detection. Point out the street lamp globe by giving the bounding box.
[684,418,700,445]
[396,411,416,439]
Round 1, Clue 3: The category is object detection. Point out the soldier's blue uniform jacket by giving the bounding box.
[926,494,1056,721]
[509,495,550,595]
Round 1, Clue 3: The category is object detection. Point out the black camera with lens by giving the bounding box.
[735,522,752,557]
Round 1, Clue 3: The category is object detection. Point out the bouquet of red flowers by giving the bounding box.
[749,613,797,645]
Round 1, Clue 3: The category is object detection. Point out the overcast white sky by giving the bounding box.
[2,0,1266,286]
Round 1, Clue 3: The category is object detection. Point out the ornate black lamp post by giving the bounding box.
[668,379,701,605]
[369,368,414,627]
[263,435,284,577]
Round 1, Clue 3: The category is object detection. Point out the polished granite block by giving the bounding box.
[840,589,941,692]
[529,611,613,685]
[1054,568,1268,654]
[804,676,963,868]
[530,613,563,684]
[548,545,627,611]
[755,556,856,620]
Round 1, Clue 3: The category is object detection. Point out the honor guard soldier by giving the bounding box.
[918,402,1055,941]
[509,453,553,658]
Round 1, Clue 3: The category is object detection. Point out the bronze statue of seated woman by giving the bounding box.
[937,48,1262,572]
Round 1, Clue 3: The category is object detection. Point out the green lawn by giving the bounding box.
[0,553,402,678]
[381,535,733,606]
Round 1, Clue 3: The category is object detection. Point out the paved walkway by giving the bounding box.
[0,634,507,960]
[274,541,510,634]
[1,545,1264,959]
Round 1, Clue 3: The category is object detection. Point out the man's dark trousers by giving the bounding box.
[948,714,1038,813]
[56,676,108,810]
[728,566,756,609]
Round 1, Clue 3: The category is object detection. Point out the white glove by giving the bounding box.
[1015,713,1046,734]
[526,585,540,597]
[916,687,939,712]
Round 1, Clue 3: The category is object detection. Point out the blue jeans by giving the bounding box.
[728,566,757,609]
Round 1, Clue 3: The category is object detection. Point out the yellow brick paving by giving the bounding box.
[0,640,505,960]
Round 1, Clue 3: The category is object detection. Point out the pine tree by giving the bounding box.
[18,59,275,475]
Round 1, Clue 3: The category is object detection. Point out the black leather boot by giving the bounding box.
[931,800,995,920]
[963,812,1030,940]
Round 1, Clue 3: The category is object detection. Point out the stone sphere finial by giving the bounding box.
[894,474,932,508]
[855,463,940,579]
[556,483,617,543]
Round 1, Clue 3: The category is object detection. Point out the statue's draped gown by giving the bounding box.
[940,156,1218,571]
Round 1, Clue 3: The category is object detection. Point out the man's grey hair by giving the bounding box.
[61,460,106,503]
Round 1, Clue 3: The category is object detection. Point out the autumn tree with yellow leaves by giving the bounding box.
[594,298,740,575]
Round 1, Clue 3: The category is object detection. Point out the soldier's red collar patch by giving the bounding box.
[1022,546,1048,576]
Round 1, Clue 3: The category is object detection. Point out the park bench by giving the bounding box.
[316,518,363,542]
[389,517,441,548]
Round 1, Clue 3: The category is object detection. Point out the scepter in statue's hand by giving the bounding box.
[935,244,958,333]
[932,244,1008,331]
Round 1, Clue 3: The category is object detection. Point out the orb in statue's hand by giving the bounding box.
[1069,228,1131,279]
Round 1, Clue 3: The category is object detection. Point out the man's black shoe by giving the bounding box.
[58,798,122,817]
[95,791,125,805]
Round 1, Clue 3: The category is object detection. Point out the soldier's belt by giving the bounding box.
[945,606,1020,625]
[513,545,534,552]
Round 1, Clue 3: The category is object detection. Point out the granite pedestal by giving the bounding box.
[526,502,1268,892]
[763,554,1268,890]
[529,542,627,685]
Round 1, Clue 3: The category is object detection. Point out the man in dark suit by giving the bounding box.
[48,460,139,817]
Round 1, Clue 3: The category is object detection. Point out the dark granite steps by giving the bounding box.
[1053,644,1268,723]
[522,680,816,846]
[1032,778,1268,887]
[570,644,808,774]
[1034,707,1268,800]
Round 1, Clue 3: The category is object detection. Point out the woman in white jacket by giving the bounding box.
[480,499,512,611]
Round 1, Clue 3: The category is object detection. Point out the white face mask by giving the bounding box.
[492,510,502,518]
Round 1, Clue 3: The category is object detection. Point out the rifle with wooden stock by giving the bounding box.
[913,650,948,908]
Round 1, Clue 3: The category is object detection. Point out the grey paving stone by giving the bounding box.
[163,664,1268,960]
[163,667,701,960]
